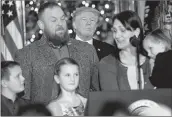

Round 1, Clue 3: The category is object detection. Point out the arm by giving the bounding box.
[90,45,100,91]
[98,61,119,91]
[47,102,63,116]
[149,53,172,88]
[14,48,32,100]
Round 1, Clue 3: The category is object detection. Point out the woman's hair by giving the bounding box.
[112,10,145,56]
[145,28,171,50]
[54,57,79,76]
[112,10,144,43]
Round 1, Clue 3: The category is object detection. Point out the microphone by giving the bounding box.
[130,35,140,47]
[130,35,142,89]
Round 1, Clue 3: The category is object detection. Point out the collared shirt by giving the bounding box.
[1,94,30,116]
[75,35,93,45]
[52,45,69,60]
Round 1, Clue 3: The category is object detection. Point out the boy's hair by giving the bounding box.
[54,57,79,76]
[145,28,171,50]
[1,61,20,80]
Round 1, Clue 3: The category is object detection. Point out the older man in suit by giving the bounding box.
[72,7,116,60]
[15,2,98,104]
[72,7,117,91]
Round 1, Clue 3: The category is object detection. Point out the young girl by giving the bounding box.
[47,58,87,116]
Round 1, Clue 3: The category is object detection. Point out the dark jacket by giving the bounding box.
[150,50,172,88]
[93,39,117,60]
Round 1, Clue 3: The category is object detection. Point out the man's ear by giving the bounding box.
[54,75,60,84]
[37,20,44,31]
[1,80,8,88]
[134,28,140,38]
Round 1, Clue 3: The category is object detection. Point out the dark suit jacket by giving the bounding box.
[150,50,172,88]
[93,39,117,60]
[15,36,99,104]
[92,54,153,91]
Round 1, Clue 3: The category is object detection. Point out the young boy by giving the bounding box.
[1,61,30,116]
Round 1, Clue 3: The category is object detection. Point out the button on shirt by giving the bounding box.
[1,95,30,116]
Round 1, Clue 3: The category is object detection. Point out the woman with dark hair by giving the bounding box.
[47,58,87,116]
[93,10,153,91]
[143,29,172,88]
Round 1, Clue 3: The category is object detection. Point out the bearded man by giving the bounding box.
[15,1,98,104]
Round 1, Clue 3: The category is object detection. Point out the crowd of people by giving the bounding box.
[1,1,172,116]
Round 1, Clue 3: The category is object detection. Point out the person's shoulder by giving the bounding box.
[70,38,94,49]
[47,99,63,116]
[77,94,87,101]
[47,99,59,107]
[153,50,172,65]
[15,44,30,54]
[70,39,97,57]
[157,50,172,59]
[18,98,31,105]
[93,39,114,48]
[77,94,87,107]
[15,41,38,54]
[47,99,61,112]
[100,54,117,64]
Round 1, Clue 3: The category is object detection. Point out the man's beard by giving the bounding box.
[45,28,69,48]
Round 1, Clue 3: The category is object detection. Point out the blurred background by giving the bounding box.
[1,0,172,60]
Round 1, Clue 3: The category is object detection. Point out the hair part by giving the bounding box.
[54,57,79,76]
[1,61,20,80]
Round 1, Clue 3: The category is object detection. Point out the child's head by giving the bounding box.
[1,61,25,94]
[54,58,80,92]
[143,29,171,59]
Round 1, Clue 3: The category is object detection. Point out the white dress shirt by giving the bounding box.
[75,35,93,45]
